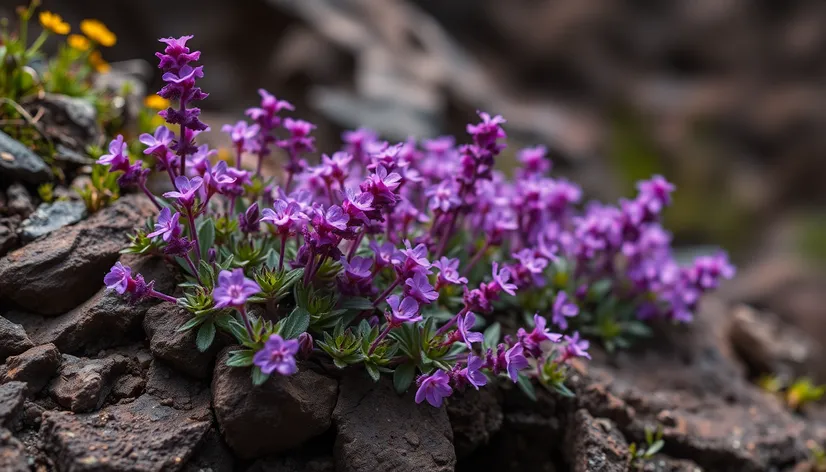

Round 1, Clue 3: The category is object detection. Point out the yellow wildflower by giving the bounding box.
[80,19,116,47]
[89,51,110,74]
[39,11,70,35]
[67,34,90,51]
[144,95,171,110]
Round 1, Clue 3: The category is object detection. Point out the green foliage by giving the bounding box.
[37,182,54,203]
[628,426,665,466]
[75,164,119,212]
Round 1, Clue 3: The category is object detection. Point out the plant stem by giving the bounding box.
[434,211,459,259]
[303,248,316,286]
[149,289,178,304]
[238,305,255,340]
[463,239,490,276]
[138,179,163,210]
[183,252,203,284]
[368,323,394,355]
[373,276,402,307]
[435,306,469,336]
[179,121,186,177]
[186,208,202,261]
[278,236,287,272]
[347,230,365,261]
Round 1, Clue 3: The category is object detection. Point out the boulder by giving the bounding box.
[0,215,20,256]
[0,130,50,183]
[0,317,33,362]
[144,304,226,379]
[0,428,28,472]
[2,343,61,395]
[4,183,34,217]
[563,409,629,472]
[446,387,503,458]
[0,382,26,429]
[48,354,129,412]
[19,199,87,243]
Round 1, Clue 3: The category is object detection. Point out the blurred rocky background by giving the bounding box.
[8,0,826,376]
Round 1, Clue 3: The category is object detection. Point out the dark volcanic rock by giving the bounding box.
[2,343,61,394]
[446,387,503,458]
[0,130,50,183]
[19,200,87,243]
[564,409,629,472]
[333,374,455,472]
[0,194,157,315]
[23,94,102,151]
[0,428,28,472]
[110,375,146,401]
[5,183,34,218]
[5,255,176,354]
[247,454,335,472]
[182,428,236,472]
[146,360,210,411]
[0,317,33,362]
[212,349,338,459]
[0,215,20,256]
[0,382,26,428]
[48,354,129,412]
[144,304,225,379]
[40,393,211,472]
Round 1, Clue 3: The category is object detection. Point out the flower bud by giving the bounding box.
[297,332,313,358]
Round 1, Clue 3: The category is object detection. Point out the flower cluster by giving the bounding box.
[101,36,735,407]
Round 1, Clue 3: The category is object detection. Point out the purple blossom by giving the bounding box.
[551,291,579,331]
[279,118,316,159]
[456,312,484,349]
[360,165,402,208]
[386,295,422,325]
[213,268,261,308]
[467,111,506,152]
[253,334,299,375]
[146,207,182,242]
[415,370,453,408]
[156,35,200,72]
[163,175,203,208]
[395,240,431,277]
[104,262,132,294]
[518,145,550,176]
[518,314,562,356]
[140,126,175,158]
[489,262,517,296]
[459,355,488,390]
[404,272,439,305]
[222,120,260,147]
[341,188,375,224]
[239,202,260,234]
[505,343,529,382]
[432,257,468,287]
[246,89,293,128]
[562,332,591,360]
[426,180,462,213]
[341,256,372,280]
[636,175,676,218]
[204,160,236,196]
[260,200,307,236]
[97,135,130,172]
[370,240,399,269]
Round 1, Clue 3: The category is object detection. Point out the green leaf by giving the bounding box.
[177,316,203,332]
[277,306,311,339]
[365,362,381,382]
[339,297,375,311]
[393,363,416,394]
[483,322,501,351]
[551,381,575,398]
[227,318,251,345]
[226,349,255,367]
[251,366,269,386]
[195,321,216,352]
[516,373,537,401]
[646,439,664,457]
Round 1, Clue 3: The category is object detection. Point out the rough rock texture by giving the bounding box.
[333,374,455,472]
[5,183,34,217]
[144,304,226,379]
[0,216,20,256]
[2,344,61,395]
[0,317,33,362]
[48,354,129,412]
[40,393,211,472]
[181,428,236,472]
[23,94,103,152]
[212,349,338,459]
[0,130,50,183]
[145,360,210,411]
[248,454,335,472]
[0,428,28,472]
[0,382,26,429]
[446,387,503,458]
[0,194,156,315]
[5,255,176,354]
[19,200,87,243]
[564,409,629,472]
[110,375,146,401]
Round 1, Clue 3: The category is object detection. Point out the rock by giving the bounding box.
[0,130,50,183]
[23,94,102,151]
[47,354,129,412]
[446,387,503,458]
[212,349,338,459]
[564,409,629,472]
[145,360,210,411]
[53,144,94,166]
[0,428,28,472]
[182,428,236,472]
[18,200,87,243]
[0,194,157,315]
[247,454,335,472]
[0,216,20,256]
[110,375,146,401]
[2,343,61,395]
[40,393,211,472]
[0,317,34,362]
[636,455,704,472]
[144,304,226,379]
[4,254,176,354]
[5,183,34,218]
[0,382,26,428]
[332,373,456,472]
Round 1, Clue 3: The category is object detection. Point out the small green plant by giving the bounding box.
[787,378,826,411]
[75,164,119,212]
[37,182,54,203]
[806,441,826,472]
[628,426,665,467]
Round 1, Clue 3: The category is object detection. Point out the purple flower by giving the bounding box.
[386,295,422,325]
[156,35,200,72]
[518,145,550,176]
[246,89,293,125]
[163,175,203,208]
[222,120,260,146]
[360,165,402,208]
[204,160,236,196]
[505,343,529,382]
[341,256,373,280]
[459,355,487,390]
[466,111,506,152]
[140,126,174,157]
[261,199,307,236]
[253,334,299,375]
[239,203,260,234]
[104,262,132,294]
[426,180,461,213]
[562,332,591,360]
[457,312,484,349]
[404,272,439,305]
[432,257,468,287]
[396,240,431,276]
[213,268,261,308]
[278,118,316,159]
[489,262,517,296]
[341,188,375,224]
[146,207,182,242]
[685,251,735,292]
[97,135,130,172]
[415,370,453,408]
[370,240,399,269]
[551,292,579,331]
[636,175,676,217]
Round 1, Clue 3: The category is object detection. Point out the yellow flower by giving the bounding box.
[144,94,171,110]
[80,19,116,47]
[39,11,70,35]
[67,34,90,51]
[89,51,110,73]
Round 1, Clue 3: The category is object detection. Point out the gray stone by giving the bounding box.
[23,94,102,151]
[19,199,87,242]
[333,374,456,472]
[0,195,158,315]
[0,130,50,183]
[48,354,129,412]
[0,382,26,428]
[0,317,33,362]
[0,216,20,256]
[5,183,34,217]
[212,349,338,459]
[2,343,62,395]
[145,360,210,411]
